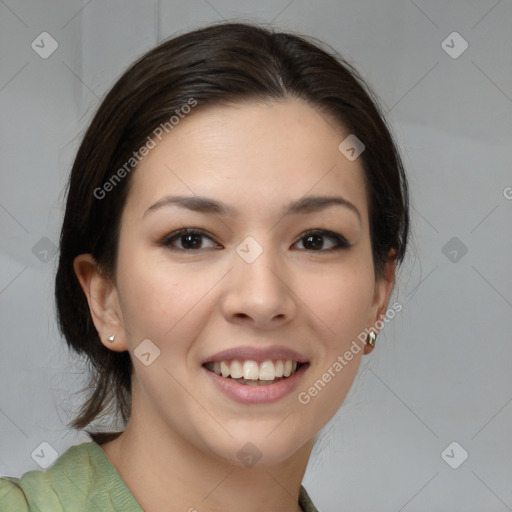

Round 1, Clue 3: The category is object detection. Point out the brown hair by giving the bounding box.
[55,22,409,442]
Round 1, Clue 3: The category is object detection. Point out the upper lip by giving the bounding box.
[202,345,309,364]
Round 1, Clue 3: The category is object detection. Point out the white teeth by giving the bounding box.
[243,360,259,380]
[207,359,302,380]
[220,361,230,378]
[275,360,284,378]
[259,360,276,381]
[230,360,243,379]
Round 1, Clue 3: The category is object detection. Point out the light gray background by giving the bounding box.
[1,1,511,511]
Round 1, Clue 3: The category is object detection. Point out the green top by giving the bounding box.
[0,441,319,511]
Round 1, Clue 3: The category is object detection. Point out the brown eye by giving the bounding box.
[293,230,350,251]
[161,229,221,251]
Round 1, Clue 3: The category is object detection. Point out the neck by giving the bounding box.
[100,393,313,512]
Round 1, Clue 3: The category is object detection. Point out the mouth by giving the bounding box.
[201,345,310,404]
[203,359,308,386]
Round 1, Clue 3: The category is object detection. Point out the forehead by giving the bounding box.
[124,98,368,224]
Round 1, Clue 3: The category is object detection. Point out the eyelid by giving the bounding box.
[160,227,351,252]
[292,229,351,251]
[160,228,220,250]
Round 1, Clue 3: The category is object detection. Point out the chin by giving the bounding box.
[200,424,311,468]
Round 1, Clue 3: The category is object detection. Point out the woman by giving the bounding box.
[0,21,409,511]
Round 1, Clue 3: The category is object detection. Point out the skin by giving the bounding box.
[74,98,396,512]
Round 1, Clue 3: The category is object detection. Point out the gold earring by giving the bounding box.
[107,334,116,343]
[368,330,376,347]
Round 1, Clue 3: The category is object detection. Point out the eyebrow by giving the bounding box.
[143,194,361,222]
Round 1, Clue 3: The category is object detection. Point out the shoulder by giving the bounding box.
[299,485,321,512]
[0,441,141,512]
[0,442,99,511]
[1,476,29,510]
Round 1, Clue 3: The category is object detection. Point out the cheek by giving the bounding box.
[294,257,375,422]
[115,240,219,352]
[114,233,175,339]
[305,257,375,343]
[118,269,191,342]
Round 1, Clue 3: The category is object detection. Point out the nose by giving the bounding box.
[220,241,297,329]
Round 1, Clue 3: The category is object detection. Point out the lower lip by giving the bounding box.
[203,364,309,404]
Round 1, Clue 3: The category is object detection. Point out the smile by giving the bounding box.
[203,359,304,386]
[201,345,310,403]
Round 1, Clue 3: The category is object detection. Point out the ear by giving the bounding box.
[364,250,397,355]
[73,254,128,352]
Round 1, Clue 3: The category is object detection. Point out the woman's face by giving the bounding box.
[108,98,394,465]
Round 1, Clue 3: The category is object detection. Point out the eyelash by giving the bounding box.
[160,228,351,252]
